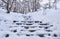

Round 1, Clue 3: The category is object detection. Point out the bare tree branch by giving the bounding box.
[1,0,7,3]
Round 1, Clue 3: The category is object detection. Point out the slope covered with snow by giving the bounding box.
[0,1,60,39]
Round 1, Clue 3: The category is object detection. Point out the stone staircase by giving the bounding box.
[0,19,60,39]
[8,20,59,38]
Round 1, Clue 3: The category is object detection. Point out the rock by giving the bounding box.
[48,33,51,36]
[53,34,57,37]
[16,33,20,36]
[5,34,9,38]
[26,34,30,36]
[16,23,22,25]
[39,26,42,28]
[13,20,18,23]
[27,21,33,23]
[45,30,52,32]
[24,26,29,29]
[44,27,49,29]
[40,21,42,23]
[37,34,45,37]
[40,23,49,25]
[20,30,24,31]
[29,30,36,32]
[12,29,17,33]
[35,21,39,23]
[50,25,53,27]
[21,21,26,23]
[26,24,33,25]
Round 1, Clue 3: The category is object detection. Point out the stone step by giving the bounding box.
[39,23,49,25]
[37,34,45,37]
[26,24,33,25]
[29,30,36,32]
[16,23,23,25]
[13,20,18,23]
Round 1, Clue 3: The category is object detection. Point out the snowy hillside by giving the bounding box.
[0,1,60,39]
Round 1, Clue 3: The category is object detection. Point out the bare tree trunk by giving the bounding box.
[54,0,57,10]
[6,0,10,13]
[6,0,13,13]
[35,0,37,11]
[49,0,51,9]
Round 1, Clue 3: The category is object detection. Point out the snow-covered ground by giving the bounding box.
[0,1,60,39]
